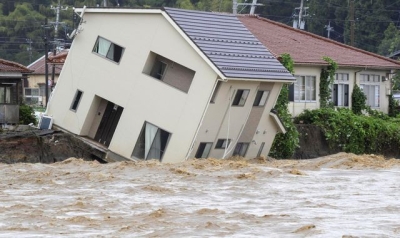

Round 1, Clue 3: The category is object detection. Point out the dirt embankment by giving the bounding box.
[0,129,95,164]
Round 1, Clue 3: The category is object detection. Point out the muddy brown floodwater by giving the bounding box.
[1,152,400,237]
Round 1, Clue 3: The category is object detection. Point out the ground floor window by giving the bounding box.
[361,84,380,107]
[289,75,316,102]
[332,73,349,107]
[132,122,171,161]
[233,143,249,157]
[195,142,213,158]
[0,86,11,103]
[215,139,231,149]
[332,84,349,106]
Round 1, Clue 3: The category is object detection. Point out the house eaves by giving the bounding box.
[73,7,295,82]
[163,8,295,82]
[239,15,400,70]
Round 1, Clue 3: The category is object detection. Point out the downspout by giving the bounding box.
[184,77,221,160]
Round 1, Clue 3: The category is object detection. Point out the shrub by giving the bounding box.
[19,103,37,125]
[351,84,366,115]
[295,108,400,155]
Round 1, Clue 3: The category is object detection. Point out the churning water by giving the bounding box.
[1,153,400,237]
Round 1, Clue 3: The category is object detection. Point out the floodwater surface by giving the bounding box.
[1,153,400,237]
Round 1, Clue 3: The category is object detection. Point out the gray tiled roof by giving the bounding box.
[164,8,295,81]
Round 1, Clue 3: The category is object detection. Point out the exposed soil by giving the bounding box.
[0,128,95,164]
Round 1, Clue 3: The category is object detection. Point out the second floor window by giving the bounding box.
[93,36,124,63]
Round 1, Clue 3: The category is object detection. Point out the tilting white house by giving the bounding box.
[46,7,295,163]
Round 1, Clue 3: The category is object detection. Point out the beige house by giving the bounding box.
[0,59,32,124]
[240,16,400,116]
[46,8,295,163]
[26,50,67,106]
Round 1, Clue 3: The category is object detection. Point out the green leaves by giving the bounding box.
[319,57,337,108]
[295,108,400,156]
[269,53,299,159]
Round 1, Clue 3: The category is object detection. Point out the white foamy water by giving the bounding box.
[1,153,400,237]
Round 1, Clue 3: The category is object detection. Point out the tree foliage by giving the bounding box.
[319,56,337,108]
[2,0,400,65]
[294,108,400,156]
[351,84,366,115]
[268,53,299,159]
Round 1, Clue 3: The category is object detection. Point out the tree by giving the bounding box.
[377,22,400,56]
[351,84,366,115]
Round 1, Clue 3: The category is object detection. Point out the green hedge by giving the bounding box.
[294,108,400,155]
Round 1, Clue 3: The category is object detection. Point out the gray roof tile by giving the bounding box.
[164,8,295,81]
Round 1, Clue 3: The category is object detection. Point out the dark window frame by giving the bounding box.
[70,90,83,112]
[232,89,250,106]
[253,90,270,107]
[195,142,213,158]
[233,142,249,157]
[215,139,231,149]
[92,36,124,63]
[131,121,171,162]
[150,59,168,80]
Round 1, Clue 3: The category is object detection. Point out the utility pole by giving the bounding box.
[232,0,262,15]
[292,0,309,29]
[298,0,304,29]
[43,18,50,107]
[325,21,334,39]
[50,0,67,94]
[350,0,355,46]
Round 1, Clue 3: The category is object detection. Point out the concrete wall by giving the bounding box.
[46,12,218,163]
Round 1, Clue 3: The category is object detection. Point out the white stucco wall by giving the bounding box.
[289,65,391,117]
[46,12,218,163]
[190,80,284,159]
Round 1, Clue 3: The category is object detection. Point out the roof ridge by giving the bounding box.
[0,58,32,72]
[208,52,275,59]
[240,15,400,67]
[193,37,260,45]
[221,66,289,73]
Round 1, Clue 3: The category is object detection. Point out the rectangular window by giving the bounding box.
[195,142,213,158]
[332,73,349,107]
[215,139,231,149]
[0,84,16,104]
[70,90,83,111]
[150,60,167,80]
[210,81,222,103]
[232,89,250,106]
[360,74,380,108]
[93,36,124,63]
[233,143,249,157]
[132,122,171,161]
[253,90,270,106]
[293,75,316,102]
[24,88,40,96]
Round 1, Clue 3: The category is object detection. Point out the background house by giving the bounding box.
[46,8,295,163]
[239,16,400,116]
[0,59,32,124]
[26,50,68,106]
